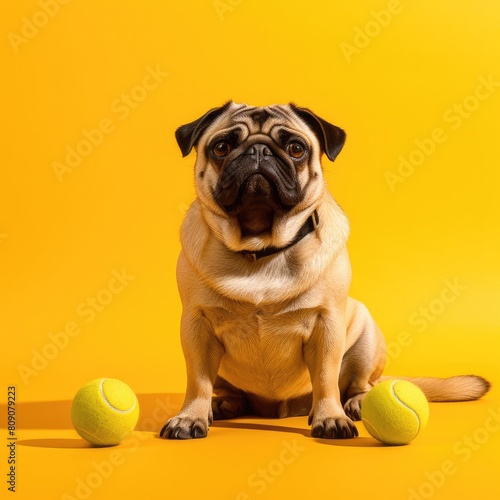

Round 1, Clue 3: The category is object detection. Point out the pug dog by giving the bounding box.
[160,101,490,439]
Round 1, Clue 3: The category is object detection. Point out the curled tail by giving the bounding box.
[381,375,491,402]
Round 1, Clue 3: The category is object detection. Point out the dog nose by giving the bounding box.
[243,143,274,156]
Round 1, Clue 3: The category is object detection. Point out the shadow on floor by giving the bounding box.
[5,395,385,448]
[212,420,385,447]
[0,393,184,431]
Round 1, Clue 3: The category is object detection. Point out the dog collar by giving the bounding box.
[240,210,319,262]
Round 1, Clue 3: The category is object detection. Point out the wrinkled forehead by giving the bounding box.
[226,105,297,132]
[204,104,308,142]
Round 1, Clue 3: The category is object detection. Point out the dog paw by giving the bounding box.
[159,416,209,439]
[212,397,247,420]
[343,395,365,421]
[310,416,358,439]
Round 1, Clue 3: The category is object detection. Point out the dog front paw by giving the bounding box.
[159,415,209,439]
[310,416,358,439]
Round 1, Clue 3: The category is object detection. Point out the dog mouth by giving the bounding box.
[215,169,296,237]
[213,144,303,236]
[234,174,277,236]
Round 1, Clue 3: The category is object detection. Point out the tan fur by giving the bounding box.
[381,375,491,402]
[160,102,490,440]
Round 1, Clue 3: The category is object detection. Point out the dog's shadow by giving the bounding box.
[211,420,385,447]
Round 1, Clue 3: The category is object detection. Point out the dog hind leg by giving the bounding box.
[340,304,386,421]
[212,376,249,420]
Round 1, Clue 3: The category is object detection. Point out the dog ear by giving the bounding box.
[175,101,233,157]
[289,104,346,161]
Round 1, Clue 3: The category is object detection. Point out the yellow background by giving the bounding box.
[2,0,500,498]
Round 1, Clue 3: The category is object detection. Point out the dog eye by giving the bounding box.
[212,141,231,158]
[287,142,305,159]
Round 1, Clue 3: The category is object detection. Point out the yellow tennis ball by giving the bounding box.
[71,378,140,446]
[361,380,429,445]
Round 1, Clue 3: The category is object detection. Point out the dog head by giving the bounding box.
[176,101,346,252]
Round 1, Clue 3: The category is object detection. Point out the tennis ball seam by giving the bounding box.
[73,426,109,446]
[361,417,383,442]
[99,378,137,414]
[390,380,420,441]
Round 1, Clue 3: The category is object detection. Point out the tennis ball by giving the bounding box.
[71,378,140,446]
[361,380,429,445]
